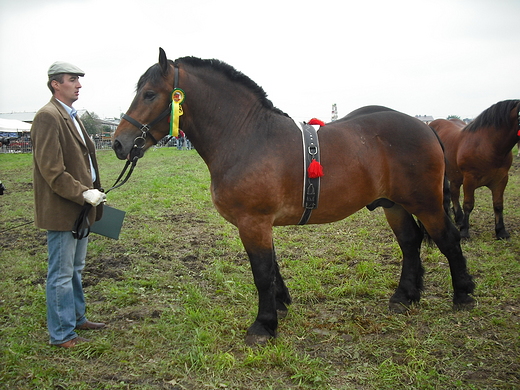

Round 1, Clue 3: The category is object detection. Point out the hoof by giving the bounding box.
[496,232,510,241]
[453,295,476,311]
[389,301,410,314]
[245,321,276,346]
[245,333,274,346]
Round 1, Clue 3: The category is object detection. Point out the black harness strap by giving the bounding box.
[517,109,520,135]
[298,123,321,225]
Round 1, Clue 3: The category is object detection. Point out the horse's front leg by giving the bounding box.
[271,245,292,319]
[245,246,278,345]
[238,222,291,345]
[490,176,510,240]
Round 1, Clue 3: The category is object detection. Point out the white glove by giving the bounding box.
[82,189,106,206]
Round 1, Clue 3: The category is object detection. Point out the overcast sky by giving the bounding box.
[0,0,518,122]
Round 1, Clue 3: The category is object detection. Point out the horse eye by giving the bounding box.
[143,91,156,100]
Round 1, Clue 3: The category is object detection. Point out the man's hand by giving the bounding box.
[82,189,106,206]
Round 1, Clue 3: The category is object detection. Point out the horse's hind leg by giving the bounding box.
[450,181,464,228]
[461,178,478,238]
[420,212,475,309]
[383,205,424,313]
[490,176,510,240]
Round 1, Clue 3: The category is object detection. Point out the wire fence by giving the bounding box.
[0,136,187,154]
[0,136,33,153]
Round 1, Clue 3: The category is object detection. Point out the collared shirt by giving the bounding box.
[56,99,97,183]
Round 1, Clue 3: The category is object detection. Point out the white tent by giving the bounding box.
[0,118,31,137]
[0,118,31,131]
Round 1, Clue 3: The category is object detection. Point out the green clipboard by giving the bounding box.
[91,204,126,239]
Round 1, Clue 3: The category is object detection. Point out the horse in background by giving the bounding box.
[113,48,475,345]
[430,99,520,239]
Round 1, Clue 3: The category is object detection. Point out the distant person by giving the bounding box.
[0,137,10,147]
[31,61,106,348]
[177,129,186,150]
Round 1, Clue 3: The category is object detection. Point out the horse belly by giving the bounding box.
[306,170,380,224]
[210,167,306,227]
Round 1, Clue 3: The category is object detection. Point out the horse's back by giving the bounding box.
[430,119,466,162]
[338,105,398,122]
[430,118,466,140]
[332,106,443,155]
[312,107,446,220]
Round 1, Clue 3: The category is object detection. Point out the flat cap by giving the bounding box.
[48,61,85,77]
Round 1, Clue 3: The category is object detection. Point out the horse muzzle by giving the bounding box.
[112,138,131,160]
[112,136,148,161]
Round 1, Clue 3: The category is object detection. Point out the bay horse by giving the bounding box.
[430,99,520,240]
[112,48,475,345]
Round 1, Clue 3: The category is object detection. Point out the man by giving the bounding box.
[32,61,107,348]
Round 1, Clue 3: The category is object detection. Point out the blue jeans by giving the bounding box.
[46,230,89,344]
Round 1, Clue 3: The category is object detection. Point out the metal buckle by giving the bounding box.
[133,136,146,149]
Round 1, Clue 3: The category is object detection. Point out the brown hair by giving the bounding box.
[47,74,65,94]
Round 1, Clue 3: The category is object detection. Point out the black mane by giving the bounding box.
[465,99,520,132]
[136,56,287,117]
[175,56,288,116]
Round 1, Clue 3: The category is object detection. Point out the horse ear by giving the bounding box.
[159,47,169,75]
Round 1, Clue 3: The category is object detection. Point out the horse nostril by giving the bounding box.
[112,139,121,152]
[112,139,126,159]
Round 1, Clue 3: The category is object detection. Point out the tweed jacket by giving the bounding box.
[32,98,103,231]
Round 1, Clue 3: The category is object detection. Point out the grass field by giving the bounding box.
[1,147,519,389]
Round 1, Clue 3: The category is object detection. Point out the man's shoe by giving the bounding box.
[76,320,106,330]
[55,336,90,348]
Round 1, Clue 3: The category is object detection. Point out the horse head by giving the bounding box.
[112,48,175,160]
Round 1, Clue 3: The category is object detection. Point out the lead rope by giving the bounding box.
[72,152,141,239]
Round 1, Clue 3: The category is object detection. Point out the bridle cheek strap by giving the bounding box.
[121,104,171,146]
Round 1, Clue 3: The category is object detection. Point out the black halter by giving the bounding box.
[73,65,180,240]
[121,65,180,160]
[121,105,171,148]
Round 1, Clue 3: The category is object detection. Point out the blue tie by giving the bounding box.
[70,108,77,119]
